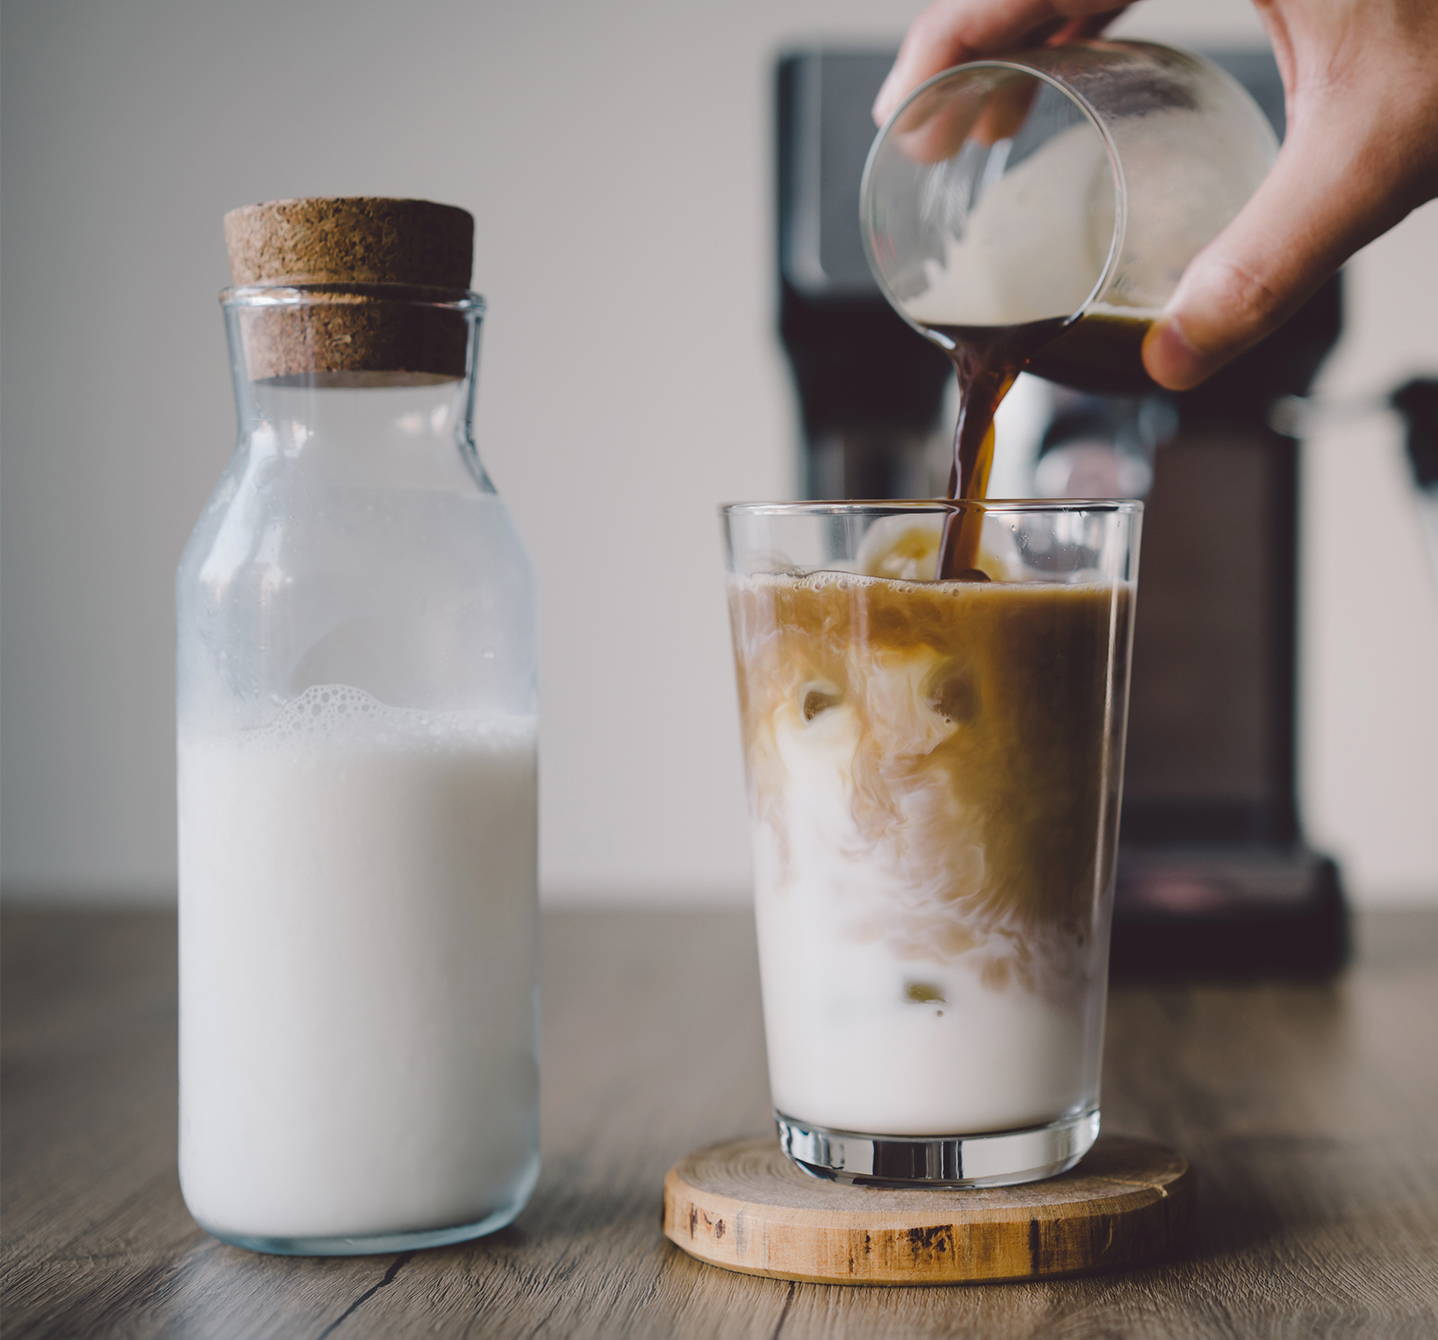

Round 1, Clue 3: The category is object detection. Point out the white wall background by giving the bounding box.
[3,0,1435,906]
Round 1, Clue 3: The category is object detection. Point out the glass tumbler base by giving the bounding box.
[777,1107,1099,1189]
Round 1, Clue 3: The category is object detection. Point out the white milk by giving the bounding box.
[751,762,1099,1138]
[757,868,1095,1136]
[179,685,538,1243]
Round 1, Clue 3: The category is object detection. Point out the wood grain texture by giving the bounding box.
[3,906,1438,1338]
[663,1134,1192,1284]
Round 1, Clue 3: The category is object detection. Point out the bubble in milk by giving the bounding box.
[244,683,535,752]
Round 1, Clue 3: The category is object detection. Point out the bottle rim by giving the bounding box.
[220,282,485,315]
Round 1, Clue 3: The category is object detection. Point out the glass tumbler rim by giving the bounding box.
[721,499,1144,517]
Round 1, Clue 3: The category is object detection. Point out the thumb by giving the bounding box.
[1142,127,1408,391]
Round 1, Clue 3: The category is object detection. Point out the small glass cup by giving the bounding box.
[723,500,1139,1186]
[861,41,1276,386]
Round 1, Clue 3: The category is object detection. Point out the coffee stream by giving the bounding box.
[927,318,1063,578]
[927,313,1154,579]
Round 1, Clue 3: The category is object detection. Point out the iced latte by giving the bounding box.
[725,503,1138,1185]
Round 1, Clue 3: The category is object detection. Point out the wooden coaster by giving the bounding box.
[663,1133,1192,1286]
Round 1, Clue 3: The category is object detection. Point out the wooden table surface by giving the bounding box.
[4,906,1437,1338]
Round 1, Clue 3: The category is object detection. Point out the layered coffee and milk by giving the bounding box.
[729,529,1131,1136]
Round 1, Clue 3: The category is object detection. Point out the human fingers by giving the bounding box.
[873,0,1133,126]
[1142,125,1425,389]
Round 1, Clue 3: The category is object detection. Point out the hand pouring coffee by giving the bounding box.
[862,40,1277,575]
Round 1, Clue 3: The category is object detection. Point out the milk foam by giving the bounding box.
[179,685,538,1241]
[900,111,1203,328]
[904,122,1113,328]
[206,681,537,749]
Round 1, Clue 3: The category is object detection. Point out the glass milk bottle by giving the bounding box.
[176,198,538,1255]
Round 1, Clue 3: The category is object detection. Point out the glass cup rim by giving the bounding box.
[859,45,1129,336]
[721,499,1143,517]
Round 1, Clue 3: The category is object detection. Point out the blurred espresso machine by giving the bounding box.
[776,46,1350,977]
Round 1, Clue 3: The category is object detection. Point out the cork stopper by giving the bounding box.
[223,197,476,385]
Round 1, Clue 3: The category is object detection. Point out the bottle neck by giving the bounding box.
[238,378,475,457]
[223,285,484,471]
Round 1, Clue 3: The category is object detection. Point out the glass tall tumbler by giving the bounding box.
[723,501,1140,1186]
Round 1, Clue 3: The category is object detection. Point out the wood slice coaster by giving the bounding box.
[663,1133,1192,1286]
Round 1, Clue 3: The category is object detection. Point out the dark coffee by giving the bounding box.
[1028,312,1155,394]
[924,311,1154,577]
